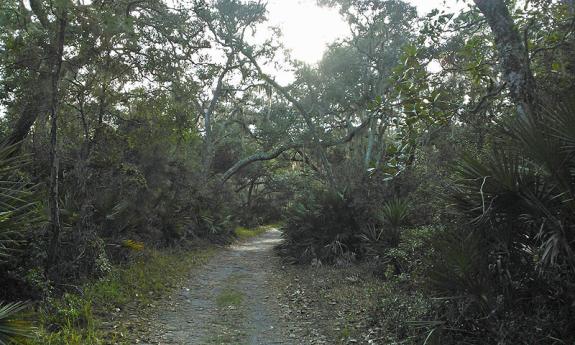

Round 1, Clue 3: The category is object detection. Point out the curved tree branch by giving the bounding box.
[221,141,302,183]
[221,118,370,182]
[238,46,338,187]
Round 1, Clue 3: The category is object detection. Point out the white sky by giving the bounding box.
[264,0,349,63]
[265,0,469,64]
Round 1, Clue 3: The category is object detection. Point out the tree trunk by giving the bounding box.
[246,177,256,209]
[2,1,52,151]
[201,54,233,182]
[2,65,52,150]
[374,123,387,171]
[364,116,376,170]
[473,0,537,117]
[46,8,68,271]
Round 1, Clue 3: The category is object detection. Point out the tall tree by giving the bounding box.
[46,1,68,270]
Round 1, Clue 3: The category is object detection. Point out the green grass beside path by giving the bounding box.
[233,223,279,240]
[21,224,278,345]
[22,248,216,345]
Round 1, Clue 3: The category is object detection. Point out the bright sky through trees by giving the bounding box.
[265,0,468,64]
[265,0,349,63]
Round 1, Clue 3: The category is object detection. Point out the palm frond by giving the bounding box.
[0,301,34,344]
[0,144,42,262]
[449,99,575,272]
[381,197,410,228]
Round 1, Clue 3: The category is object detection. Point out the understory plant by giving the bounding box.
[379,197,410,247]
[425,100,575,344]
[0,144,41,343]
[279,183,413,266]
[278,188,362,265]
[0,301,33,345]
[361,197,411,268]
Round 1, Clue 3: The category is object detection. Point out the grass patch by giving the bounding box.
[216,288,244,307]
[204,273,249,344]
[24,247,216,345]
[205,289,247,344]
[205,329,247,345]
[233,223,279,240]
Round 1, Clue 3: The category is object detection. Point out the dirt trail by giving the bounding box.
[138,229,298,345]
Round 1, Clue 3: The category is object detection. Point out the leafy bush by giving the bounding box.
[362,224,435,280]
[279,182,415,266]
[364,226,438,343]
[379,197,410,247]
[360,198,412,275]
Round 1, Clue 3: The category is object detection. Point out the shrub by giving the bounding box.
[424,100,575,344]
[0,145,42,264]
[363,225,436,280]
[379,197,410,247]
[278,188,362,265]
[366,226,438,344]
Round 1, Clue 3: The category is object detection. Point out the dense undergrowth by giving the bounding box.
[277,99,575,344]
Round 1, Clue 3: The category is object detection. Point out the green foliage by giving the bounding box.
[0,301,34,345]
[361,226,438,344]
[451,103,575,270]
[233,224,275,240]
[26,248,215,345]
[426,100,575,344]
[381,198,410,228]
[0,145,41,343]
[0,145,41,261]
[358,198,413,271]
[0,0,574,343]
[378,198,410,246]
[372,284,432,344]
[216,288,244,307]
[426,230,492,306]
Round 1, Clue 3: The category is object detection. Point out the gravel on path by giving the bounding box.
[136,229,301,345]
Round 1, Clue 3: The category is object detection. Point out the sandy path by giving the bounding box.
[138,229,296,345]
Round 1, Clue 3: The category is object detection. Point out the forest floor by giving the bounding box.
[121,229,385,345]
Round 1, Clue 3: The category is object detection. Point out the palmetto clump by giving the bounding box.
[380,197,410,247]
[0,145,41,262]
[428,100,575,343]
[451,101,575,273]
[278,189,362,265]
